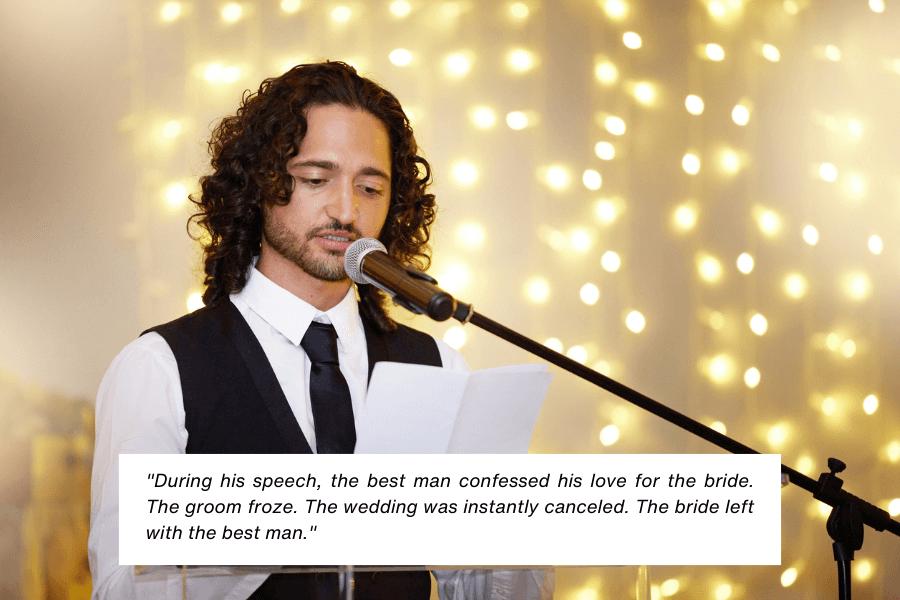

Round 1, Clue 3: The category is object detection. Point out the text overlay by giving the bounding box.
[119,453,781,565]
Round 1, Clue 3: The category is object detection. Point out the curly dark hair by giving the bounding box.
[189,61,436,332]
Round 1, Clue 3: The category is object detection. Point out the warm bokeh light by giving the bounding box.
[443,326,466,350]
[456,222,486,248]
[744,367,760,388]
[888,498,900,517]
[762,44,781,61]
[595,141,615,160]
[543,338,563,353]
[603,0,628,20]
[165,183,188,208]
[599,424,620,445]
[280,0,301,13]
[721,150,740,173]
[854,559,874,582]
[845,273,871,300]
[863,394,878,414]
[819,162,837,181]
[767,423,788,447]
[685,94,704,115]
[444,53,472,77]
[707,354,734,384]
[221,3,243,23]
[756,208,780,235]
[868,235,883,254]
[161,120,182,138]
[580,283,600,305]
[625,311,645,333]
[750,313,768,335]
[566,345,588,364]
[525,277,550,303]
[583,170,602,190]
[186,292,204,312]
[595,199,618,224]
[605,116,626,135]
[544,165,570,189]
[623,32,642,49]
[601,251,621,272]
[682,153,700,174]
[594,60,618,84]
[389,48,413,66]
[781,568,798,587]
[706,44,725,61]
[672,203,698,232]
[825,45,842,61]
[161,2,182,21]
[506,111,529,130]
[736,253,754,274]
[732,104,750,125]
[785,273,807,299]
[331,5,352,21]
[390,0,412,17]
[633,82,655,105]
[470,106,496,129]
[509,2,529,19]
[451,160,478,186]
[660,578,680,596]
[507,49,536,72]
[802,225,819,245]
[697,254,723,283]
[710,421,727,435]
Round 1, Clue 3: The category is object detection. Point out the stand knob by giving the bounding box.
[828,458,846,474]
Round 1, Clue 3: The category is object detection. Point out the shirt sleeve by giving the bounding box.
[89,333,188,600]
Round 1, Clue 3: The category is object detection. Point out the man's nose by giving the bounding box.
[327,178,358,224]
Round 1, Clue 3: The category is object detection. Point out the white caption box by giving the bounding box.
[120,453,781,566]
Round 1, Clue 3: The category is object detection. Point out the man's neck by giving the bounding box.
[256,250,351,311]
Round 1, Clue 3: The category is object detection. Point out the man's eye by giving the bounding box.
[360,185,384,197]
[301,178,326,187]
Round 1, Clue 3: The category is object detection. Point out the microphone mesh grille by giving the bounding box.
[344,238,387,283]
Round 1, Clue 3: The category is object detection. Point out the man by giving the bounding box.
[89,61,553,599]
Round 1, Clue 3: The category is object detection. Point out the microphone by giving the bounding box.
[344,238,458,321]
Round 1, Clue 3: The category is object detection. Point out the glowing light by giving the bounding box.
[544,338,563,352]
[595,141,615,160]
[750,313,768,335]
[221,66,241,83]
[685,95,704,115]
[848,174,866,198]
[633,83,655,105]
[781,568,798,587]
[825,45,842,61]
[847,273,870,300]
[161,2,182,21]
[580,283,601,305]
[672,204,697,231]
[506,111,529,130]
[732,104,750,125]
[708,0,726,18]
[162,120,182,138]
[848,119,863,136]
[605,116,626,135]
[887,441,900,462]
[784,1,799,14]
[456,223,485,248]
[762,44,780,61]
[744,367,761,388]
[443,326,467,349]
[575,588,598,600]
[445,53,471,76]
[863,394,878,414]
[660,579,680,596]
[595,200,618,224]
[757,210,780,235]
[821,397,837,415]
[599,424,620,446]
[803,225,819,245]
[697,254,723,283]
[471,106,496,129]
[625,311,645,333]
[797,455,814,474]
[281,0,301,12]
[623,32,642,49]
[187,292,204,312]
[595,61,618,84]
[708,312,725,330]
[854,559,874,582]
[166,183,188,207]
[451,161,478,186]
[390,0,412,17]
[706,44,725,61]
[331,5,352,21]
[869,235,883,254]
[819,163,837,181]
[736,253,754,274]
[204,63,225,83]
[509,2,530,19]
[603,0,628,20]
[889,498,900,517]
[435,262,471,293]
[389,48,413,66]
[841,339,857,358]
[567,345,588,364]
[708,354,734,383]
[221,3,243,22]
[525,277,550,302]
[507,49,536,72]
[710,421,727,434]
[545,166,570,189]
[570,229,592,253]
[721,150,740,172]
[682,154,700,174]
[583,170,602,190]
[601,251,621,272]
[785,274,807,299]
[441,2,462,18]
[870,0,886,12]
[767,423,788,447]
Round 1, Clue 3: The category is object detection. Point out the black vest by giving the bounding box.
[143,297,442,454]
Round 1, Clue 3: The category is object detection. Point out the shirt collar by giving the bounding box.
[232,266,361,352]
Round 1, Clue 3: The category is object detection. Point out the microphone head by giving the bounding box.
[344,238,387,284]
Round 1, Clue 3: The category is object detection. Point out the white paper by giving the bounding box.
[354,363,552,454]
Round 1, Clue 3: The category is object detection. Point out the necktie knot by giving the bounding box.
[301,322,340,365]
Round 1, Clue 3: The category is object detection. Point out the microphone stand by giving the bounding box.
[443,300,900,600]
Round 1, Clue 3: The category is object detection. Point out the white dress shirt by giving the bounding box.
[89,267,551,600]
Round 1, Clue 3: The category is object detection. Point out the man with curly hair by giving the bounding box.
[89,61,552,600]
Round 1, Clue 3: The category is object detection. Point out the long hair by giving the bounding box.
[189,61,436,332]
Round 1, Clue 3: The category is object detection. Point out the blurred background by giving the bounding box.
[2,0,900,598]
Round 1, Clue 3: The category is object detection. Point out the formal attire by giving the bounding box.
[89,266,552,600]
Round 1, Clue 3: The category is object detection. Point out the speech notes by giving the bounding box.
[120,453,781,566]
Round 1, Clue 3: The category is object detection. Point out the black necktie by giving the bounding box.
[301,321,356,453]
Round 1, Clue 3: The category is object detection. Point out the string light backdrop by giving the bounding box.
[122,0,900,597]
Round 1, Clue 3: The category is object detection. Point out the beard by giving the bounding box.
[263,216,364,282]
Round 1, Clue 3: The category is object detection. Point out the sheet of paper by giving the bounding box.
[354,363,551,454]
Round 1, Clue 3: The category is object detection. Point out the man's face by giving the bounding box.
[262,103,392,283]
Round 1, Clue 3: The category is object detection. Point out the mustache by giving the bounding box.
[305,220,364,241]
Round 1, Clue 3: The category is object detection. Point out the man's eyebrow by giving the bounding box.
[287,160,390,181]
